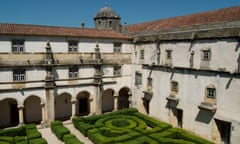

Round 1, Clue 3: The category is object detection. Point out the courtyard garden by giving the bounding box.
[73,108,214,144]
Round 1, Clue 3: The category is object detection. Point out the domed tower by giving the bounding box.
[94,5,121,31]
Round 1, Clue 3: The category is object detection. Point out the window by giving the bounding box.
[171,81,178,93]
[12,40,24,53]
[166,50,172,60]
[135,72,142,86]
[13,69,25,81]
[140,50,144,59]
[147,77,153,91]
[202,50,211,61]
[147,77,153,87]
[68,41,78,52]
[69,66,78,78]
[113,66,121,76]
[207,88,216,99]
[114,43,121,53]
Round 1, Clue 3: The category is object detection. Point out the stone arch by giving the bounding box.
[24,95,42,124]
[0,98,19,128]
[102,89,114,113]
[76,91,90,116]
[118,87,131,110]
[55,92,72,120]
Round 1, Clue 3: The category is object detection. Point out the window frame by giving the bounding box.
[202,50,211,61]
[113,43,122,53]
[206,87,216,99]
[69,66,78,78]
[113,66,121,76]
[140,50,144,60]
[12,40,24,53]
[68,41,78,53]
[135,72,142,86]
[13,69,25,81]
[171,81,178,93]
[166,50,172,60]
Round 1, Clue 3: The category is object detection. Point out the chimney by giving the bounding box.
[81,22,85,28]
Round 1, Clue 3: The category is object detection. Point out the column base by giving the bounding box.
[40,121,48,128]
[18,122,25,127]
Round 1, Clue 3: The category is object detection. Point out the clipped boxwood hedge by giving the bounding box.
[28,138,47,144]
[51,121,84,144]
[63,134,83,144]
[72,108,213,144]
[0,124,47,144]
[0,126,26,137]
[0,136,14,144]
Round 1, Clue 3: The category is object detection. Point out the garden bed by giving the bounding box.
[73,108,213,144]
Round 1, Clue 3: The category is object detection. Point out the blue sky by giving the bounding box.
[0,0,240,28]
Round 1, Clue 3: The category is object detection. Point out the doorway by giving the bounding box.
[215,119,231,144]
[78,98,89,115]
[177,109,183,128]
[10,103,19,125]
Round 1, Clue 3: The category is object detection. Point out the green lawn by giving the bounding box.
[72,108,214,144]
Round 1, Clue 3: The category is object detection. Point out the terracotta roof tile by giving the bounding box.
[0,23,131,40]
[125,6,240,34]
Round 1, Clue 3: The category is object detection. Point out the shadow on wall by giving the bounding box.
[195,109,215,124]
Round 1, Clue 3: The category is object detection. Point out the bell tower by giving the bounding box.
[94,5,121,31]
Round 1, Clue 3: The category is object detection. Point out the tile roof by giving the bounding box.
[125,6,240,34]
[0,23,131,40]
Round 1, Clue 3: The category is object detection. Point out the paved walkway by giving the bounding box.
[38,122,93,144]
[38,127,64,144]
[65,124,93,144]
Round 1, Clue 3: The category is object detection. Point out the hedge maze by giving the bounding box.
[73,108,213,144]
[0,124,47,144]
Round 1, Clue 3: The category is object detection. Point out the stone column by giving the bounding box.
[95,84,102,115]
[71,98,77,119]
[18,105,24,126]
[40,102,47,127]
[114,92,118,111]
[128,91,132,107]
[45,88,55,125]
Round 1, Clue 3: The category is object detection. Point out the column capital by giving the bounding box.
[17,105,24,109]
